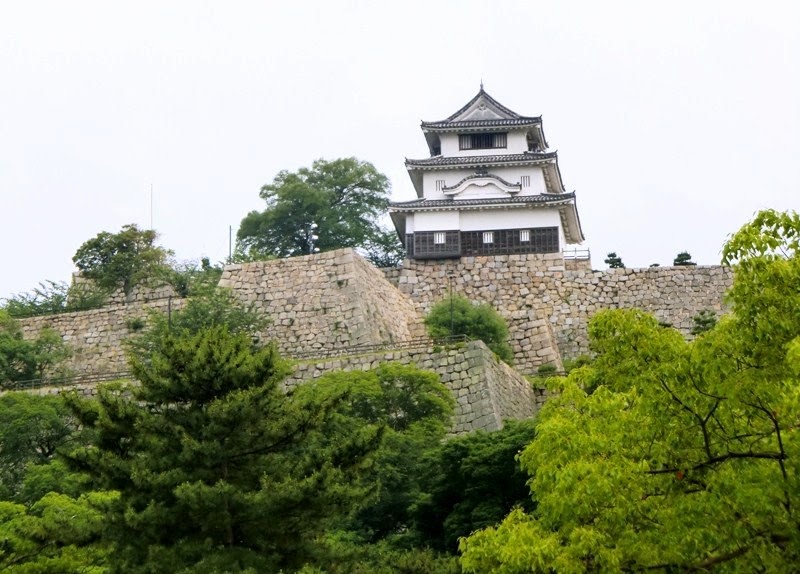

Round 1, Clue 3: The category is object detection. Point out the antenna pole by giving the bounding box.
[150,183,154,230]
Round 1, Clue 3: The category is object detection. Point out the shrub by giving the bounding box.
[424,295,514,363]
[673,251,697,266]
[1,280,108,318]
[604,252,624,268]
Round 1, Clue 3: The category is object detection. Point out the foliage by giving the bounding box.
[411,419,537,553]
[1,280,108,318]
[425,295,514,363]
[460,209,800,573]
[536,363,557,375]
[0,491,113,572]
[360,228,407,268]
[673,250,696,266]
[0,393,80,501]
[562,354,592,374]
[237,158,391,259]
[161,257,223,298]
[603,252,624,268]
[72,223,173,297]
[66,325,382,573]
[0,312,72,388]
[126,286,267,367]
[690,308,718,335]
[300,533,461,574]
[311,364,454,543]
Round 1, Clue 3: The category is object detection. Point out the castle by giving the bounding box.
[15,89,733,433]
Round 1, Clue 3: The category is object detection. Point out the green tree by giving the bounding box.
[0,393,79,501]
[361,229,407,268]
[603,252,624,268]
[412,419,537,553]
[425,295,513,363]
[1,280,108,318]
[690,308,718,335]
[673,250,697,266]
[0,312,71,388]
[460,210,800,573]
[313,364,454,543]
[72,223,173,298]
[237,158,392,259]
[66,325,381,573]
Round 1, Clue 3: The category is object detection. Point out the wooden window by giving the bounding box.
[520,175,531,187]
[520,229,530,242]
[435,179,446,191]
[459,132,507,150]
[483,231,494,244]
[434,232,446,244]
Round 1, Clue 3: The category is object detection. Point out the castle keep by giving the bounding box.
[15,89,733,432]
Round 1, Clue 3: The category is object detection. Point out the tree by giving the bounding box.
[690,308,718,335]
[425,295,513,363]
[361,228,407,268]
[72,223,173,298]
[412,419,537,553]
[66,325,382,573]
[0,312,71,389]
[604,252,624,268]
[237,158,392,259]
[1,280,108,318]
[459,209,800,573]
[673,250,697,266]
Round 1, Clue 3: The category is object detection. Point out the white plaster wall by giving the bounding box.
[421,166,547,200]
[460,208,561,231]
[414,211,460,231]
[439,129,529,156]
[405,216,415,233]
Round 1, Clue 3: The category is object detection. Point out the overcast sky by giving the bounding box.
[1,1,798,299]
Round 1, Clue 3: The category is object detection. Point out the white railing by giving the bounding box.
[563,248,590,260]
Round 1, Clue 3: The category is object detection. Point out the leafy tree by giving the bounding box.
[161,257,223,298]
[313,364,454,543]
[72,223,173,298]
[673,250,697,266]
[1,280,108,318]
[361,229,406,268]
[603,252,624,268]
[66,325,382,573]
[0,491,113,572]
[237,158,392,259]
[411,419,537,553]
[0,312,71,388]
[425,295,513,363]
[460,209,800,573]
[0,393,79,501]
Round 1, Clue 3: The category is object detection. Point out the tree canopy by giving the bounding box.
[237,158,403,265]
[425,295,514,363]
[460,209,800,573]
[72,224,173,298]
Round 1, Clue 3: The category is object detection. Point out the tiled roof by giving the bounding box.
[441,88,526,122]
[421,118,541,130]
[389,193,575,210]
[406,151,557,168]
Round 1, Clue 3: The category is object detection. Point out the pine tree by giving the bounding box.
[604,252,624,268]
[66,326,381,573]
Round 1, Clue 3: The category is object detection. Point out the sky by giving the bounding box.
[1,0,798,299]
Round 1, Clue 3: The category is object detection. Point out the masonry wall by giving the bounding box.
[218,249,425,357]
[22,340,543,434]
[385,255,733,370]
[18,297,184,374]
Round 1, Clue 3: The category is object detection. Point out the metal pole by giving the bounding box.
[449,275,454,336]
[168,296,172,331]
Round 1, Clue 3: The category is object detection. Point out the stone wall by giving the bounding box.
[385,255,733,370]
[12,340,543,435]
[218,249,425,357]
[293,340,544,433]
[18,298,184,374]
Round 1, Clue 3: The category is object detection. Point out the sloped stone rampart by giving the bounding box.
[285,340,542,433]
[218,249,424,357]
[18,298,184,374]
[15,341,543,435]
[385,256,732,369]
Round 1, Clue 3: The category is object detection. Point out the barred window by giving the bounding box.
[520,175,531,187]
[434,232,446,244]
[459,132,507,150]
[435,179,446,191]
[520,229,530,242]
[483,231,494,244]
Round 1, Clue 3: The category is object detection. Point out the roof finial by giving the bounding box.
[480,78,484,91]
